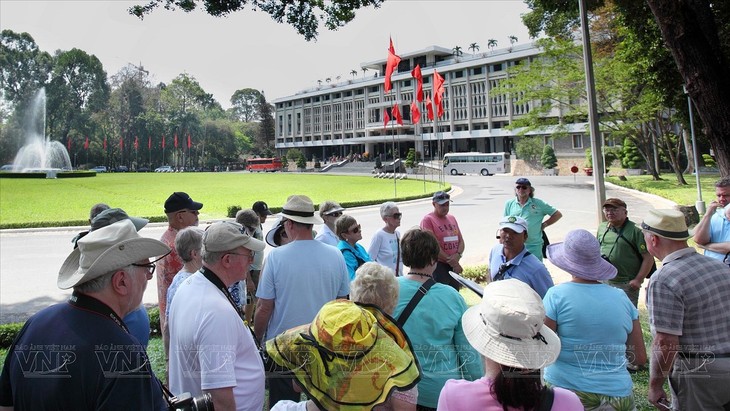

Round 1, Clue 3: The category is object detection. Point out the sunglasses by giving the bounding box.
[349,224,361,234]
[328,211,343,217]
[388,213,402,219]
[515,185,530,190]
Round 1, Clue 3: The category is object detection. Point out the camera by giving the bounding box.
[168,392,214,411]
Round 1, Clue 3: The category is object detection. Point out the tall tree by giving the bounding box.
[129,0,384,41]
[452,46,463,56]
[0,30,52,110]
[487,39,498,50]
[230,88,262,122]
[469,42,480,53]
[256,91,275,151]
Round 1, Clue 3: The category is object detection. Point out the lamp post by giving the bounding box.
[684,85,705,214]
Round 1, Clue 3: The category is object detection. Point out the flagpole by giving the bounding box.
[391,116,397,198]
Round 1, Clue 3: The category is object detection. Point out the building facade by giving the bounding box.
[272,43,593,163]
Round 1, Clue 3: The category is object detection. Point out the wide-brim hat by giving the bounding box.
[281,195,323,224]
[265,217,286,247]
[266,300,420,411]
[547,229,617,281]
[462,279,561,370]
[58,220,170,289]
[641,209,691,240]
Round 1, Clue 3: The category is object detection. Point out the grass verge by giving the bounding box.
[607,173,720,206]
[0,173,446,228]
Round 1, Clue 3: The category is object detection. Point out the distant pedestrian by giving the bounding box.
[504,178,562,260]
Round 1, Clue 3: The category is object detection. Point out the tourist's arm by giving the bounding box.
[254,298,275,343]
[693,200,720,245]
[626,319,647,367]
[630,252,655,290]
[544,317,557,333]
[541,210,562,230]
[696,241,730,254]
[648,331,679,408]
[204,387,236,411]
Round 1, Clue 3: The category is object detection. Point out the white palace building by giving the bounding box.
[272,43,593,163]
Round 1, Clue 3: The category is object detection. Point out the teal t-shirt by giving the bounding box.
[503,197,557,259]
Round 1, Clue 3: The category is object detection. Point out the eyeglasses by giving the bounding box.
[131,262,156,278]
[388,213,402,219]
[177,209,200,215]
[349,224,361,234]
[515,185,530,190]
[224,251,254,260]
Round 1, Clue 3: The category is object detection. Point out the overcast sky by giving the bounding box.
[1,0,533,108]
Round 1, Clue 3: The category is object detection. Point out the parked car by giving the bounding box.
[91,166,107,173]
[1,165,14,171]
[137,166,151,172]
[155,166,174,173]
[114,166,129,172]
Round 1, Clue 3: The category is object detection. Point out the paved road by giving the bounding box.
[0,174,675,323]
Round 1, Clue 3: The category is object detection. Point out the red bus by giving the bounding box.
[246,158,283,172]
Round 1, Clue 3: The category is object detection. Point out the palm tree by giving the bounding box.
[317,79,322,86]
[469,42,480,53]
[452,45,463,57]
[350,69,358,78]
[362,67,369,77]
[326,77,331,83]
[508,35,518,45]
[487,39,498,51]
[336,75,341,81]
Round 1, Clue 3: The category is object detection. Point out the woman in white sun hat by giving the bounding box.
[543,229,647,410]
[438,279,582,410]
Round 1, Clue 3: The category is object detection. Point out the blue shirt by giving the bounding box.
[543,282,638,397]
[337,240,372,281]
[705,209,730,261]
[504,197,557,260]
[488,244,554,297]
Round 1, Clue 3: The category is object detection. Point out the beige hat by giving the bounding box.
[462,279,561,369]
[58,220,170,289]
[202,221,266,253]
[641,209,691,240]
[281,195,323,224]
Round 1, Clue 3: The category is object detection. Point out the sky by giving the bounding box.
[1,0,533,109]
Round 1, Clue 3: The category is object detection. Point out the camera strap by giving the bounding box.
[68,291,130,334]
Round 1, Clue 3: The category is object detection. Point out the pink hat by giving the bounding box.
[546,229,617,281]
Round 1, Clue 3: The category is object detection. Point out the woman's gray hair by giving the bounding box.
[175,227,204,263]
[351,262,399,314]
[379,201,398,218]
[335,214,357,240]
[319,200,342,218]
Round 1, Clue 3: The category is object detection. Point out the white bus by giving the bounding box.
[443,152,510,176]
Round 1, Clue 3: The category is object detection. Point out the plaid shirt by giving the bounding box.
[648,247,730,355]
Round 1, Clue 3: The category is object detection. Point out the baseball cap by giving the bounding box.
[164,192,203,213]
[202,221,265,253]
[499,216,528,233]
[515,178,531,186]
[602,198,627,209]
[252,201,273,216]
[432,191,451,205]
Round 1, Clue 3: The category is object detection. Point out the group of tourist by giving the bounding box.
[1,177,729,411]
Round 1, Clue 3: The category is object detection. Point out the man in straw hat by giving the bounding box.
[168,221,266,411]
[255,195,350,406]
[0,220,170,410]
[265,299,421,411]
[642,209,730,410]
[438,279,582,410]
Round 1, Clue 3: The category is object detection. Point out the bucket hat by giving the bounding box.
[462,279,561,369]
[546,229,617,281]
[266,300,420,411]
[280,195,323,225]
[58,220,170,289]
[265,217,287,247]
[641,209,691,240]
[90,208,148,232]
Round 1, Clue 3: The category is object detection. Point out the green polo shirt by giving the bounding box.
[597,219,648,283]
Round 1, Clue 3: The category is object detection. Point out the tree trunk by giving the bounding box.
[646,0,730,177]
[682,128,694,174]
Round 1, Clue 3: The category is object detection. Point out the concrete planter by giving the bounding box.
[543,168,559,176]
[626,168,643,176]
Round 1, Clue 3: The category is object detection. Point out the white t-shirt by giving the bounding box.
[168,271,265,411]
[314,224,339,246]
[256,240,350,341]
[367,229,403,276]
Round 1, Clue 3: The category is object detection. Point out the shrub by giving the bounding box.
[585,148,593,168]
[461,265,488,283]
[405,148,417,168]
[515,136,542,164]
[286,148,303,161]
[148,306,160,337]
[296,153,307,169]
[375,157,382,169]
[281,156,289,169]
[702,153,716,168]
[227,205,242,218]
[0,323,23,348]
[621,138,644,169]
[540,145,558,169]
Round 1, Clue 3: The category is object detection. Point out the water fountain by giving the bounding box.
[10,89,72,177]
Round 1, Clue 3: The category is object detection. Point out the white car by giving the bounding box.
[91,166,107,173]
[155,166,174,172]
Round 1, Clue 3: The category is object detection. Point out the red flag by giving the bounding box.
[148,136,152,150]
[187,134,192,149]
[385,37,401,93]
[103,137,107,150]
[383,107,390,129]
[410,100,421,124]
[134,136,139,150]
[433,70,445,118]
[174,133,178,148]
[67,137,72,151]
[425,94,434,121]
[411,65,424,102]
[392,103,403,126]
[84,136,89,150]
[119,136,124,149]
[162,135,166,149]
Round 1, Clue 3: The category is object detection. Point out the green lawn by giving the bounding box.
[607,173,721,206]
[0,173,445,228]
